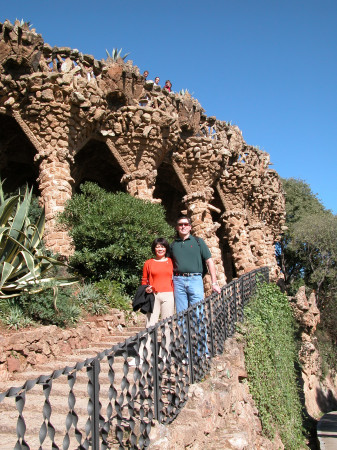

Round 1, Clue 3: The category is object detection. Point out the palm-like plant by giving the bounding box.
[0,183,77,298]
[105,48,130,62]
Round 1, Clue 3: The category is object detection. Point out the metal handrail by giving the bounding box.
[0,267,269,449]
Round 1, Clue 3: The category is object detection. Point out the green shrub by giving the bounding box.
[59,182,174,294]
[76,282,101,304]
[95,279,132,311]
[241,282,305,449]
[18,286,81,328]
[76,282,109,316]
[74,280,132,316]
[3,304,34,330]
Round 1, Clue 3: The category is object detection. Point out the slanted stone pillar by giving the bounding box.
[248,222,280,280]
[121,169,159,202]
[36,148,74,256]
[221,210,256,276]
[183,189,226,293]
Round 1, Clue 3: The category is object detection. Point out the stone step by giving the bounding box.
[0,360,143,392]
[0,408,103,449]
[0,354,182,395]
[0,407,143,450]
[73,343,138,354]
[0,381,155,447]
[5,351,131,375]
[100,327,144,337]
[0,321,153,446]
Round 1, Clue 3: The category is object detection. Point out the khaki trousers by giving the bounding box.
[146,291,175,327]
[141,291,175,360]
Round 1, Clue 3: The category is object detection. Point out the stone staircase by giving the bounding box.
[0,320,288,450]
[0,321,147,449]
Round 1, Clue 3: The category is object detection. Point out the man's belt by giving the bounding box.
[173,272,202,277]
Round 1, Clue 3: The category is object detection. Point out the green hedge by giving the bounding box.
[242,282,305,449]
[59,182,174,295]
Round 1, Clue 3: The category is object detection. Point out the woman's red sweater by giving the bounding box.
[141,258,174,293]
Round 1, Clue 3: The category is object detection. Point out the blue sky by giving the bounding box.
[2,0,336,213]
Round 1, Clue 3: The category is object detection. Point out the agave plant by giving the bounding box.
[105,48,130,62]
[0,183,77,298]
[178,89,190,96]
[17,19,33,28]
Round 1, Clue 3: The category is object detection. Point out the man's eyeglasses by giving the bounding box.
[177,223,190,227]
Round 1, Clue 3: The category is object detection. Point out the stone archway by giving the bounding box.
[0,19,286,274]
[209,186,236,282]
[72,138,125,193]
[0,114,39,194]
[153,159,186,226]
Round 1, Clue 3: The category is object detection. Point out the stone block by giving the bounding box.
[41,89,55,101]
[7,355,21,373]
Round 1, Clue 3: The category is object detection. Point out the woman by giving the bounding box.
[130,237,174,366]
[164,80,172,92]
[142,237,174,324]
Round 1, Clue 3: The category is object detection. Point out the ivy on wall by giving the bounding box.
[240,283,306,449]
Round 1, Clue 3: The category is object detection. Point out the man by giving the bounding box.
[171,215,221,313]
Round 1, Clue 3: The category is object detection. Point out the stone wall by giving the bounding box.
[290,287,337,418]
[0,310,128,381]
[0,19,286,285]
[149,338,283,449]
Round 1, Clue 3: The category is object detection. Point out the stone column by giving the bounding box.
[248,222,280,280]
[183,190,226,293]
[121,169,159,202]
[221,210,256,277]
[36,149,74,256]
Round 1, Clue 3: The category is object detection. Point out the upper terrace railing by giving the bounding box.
[0,267,269,449]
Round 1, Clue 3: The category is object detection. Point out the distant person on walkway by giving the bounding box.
[129,238,174,366]
[154,76,160,86]
[164,80,172,92]
[143,70,149,80]
[171,215,221,313]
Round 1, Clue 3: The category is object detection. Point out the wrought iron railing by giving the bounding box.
[0,267,268,449]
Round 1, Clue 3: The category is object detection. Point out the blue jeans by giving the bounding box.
[173,275,204,313]
[173,275,208,356]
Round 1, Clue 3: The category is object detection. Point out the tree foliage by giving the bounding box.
[290,213,337,300]
[277,178,336,299]
[59,182,174,295]
[278,178,337,344]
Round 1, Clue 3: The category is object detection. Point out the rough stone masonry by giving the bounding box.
[0,19,286,291]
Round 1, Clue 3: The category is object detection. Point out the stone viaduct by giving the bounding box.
[0,20,286,290]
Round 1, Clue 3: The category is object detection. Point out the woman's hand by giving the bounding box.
[145,285,153,294]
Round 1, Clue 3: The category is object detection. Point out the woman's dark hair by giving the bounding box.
[151,237,170,256]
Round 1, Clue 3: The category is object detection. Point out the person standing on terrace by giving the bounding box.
[141,237,174,323]
[164,80,172,92]
[171,215,221,313]
[129,238,174,366]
